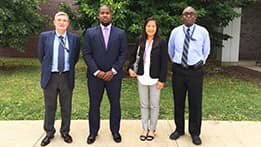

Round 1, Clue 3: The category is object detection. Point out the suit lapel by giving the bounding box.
[49,31,56,59]
[107,26,113,50]
[97,26,106,49]
[67,32,73,63]
[67,32,73,53]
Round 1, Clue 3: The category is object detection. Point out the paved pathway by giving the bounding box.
[0,120,261,147]
[238,60,261,72]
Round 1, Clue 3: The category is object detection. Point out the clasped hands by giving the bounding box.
[96,70,114,81]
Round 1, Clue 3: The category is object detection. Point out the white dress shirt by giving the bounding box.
[137,40,158,85]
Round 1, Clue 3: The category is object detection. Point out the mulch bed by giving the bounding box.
[221,66,261,83]
[1,60,260,84]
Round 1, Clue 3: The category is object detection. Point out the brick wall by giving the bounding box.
[0,0,76,58]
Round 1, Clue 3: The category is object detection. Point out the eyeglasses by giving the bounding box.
[182,12,196,17]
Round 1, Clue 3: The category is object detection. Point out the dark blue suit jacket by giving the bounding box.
[82,25,128,80]
[38,30,80,89]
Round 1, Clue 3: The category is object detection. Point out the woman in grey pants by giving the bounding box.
[128,17,168,141]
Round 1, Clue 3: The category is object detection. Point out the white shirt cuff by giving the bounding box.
[94,70,100,76]
[112,68,117,75]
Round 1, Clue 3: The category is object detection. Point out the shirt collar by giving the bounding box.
[100,24,112,30]
[55,31,67,39]
[183,24,195,31]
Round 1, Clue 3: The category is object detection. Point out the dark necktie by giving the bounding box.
[181,28,190,67]
[58,36,65,72]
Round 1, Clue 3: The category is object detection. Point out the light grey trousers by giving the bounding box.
[138,81,161,131]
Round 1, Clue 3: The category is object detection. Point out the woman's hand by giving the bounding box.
[156,81,164,90]
[128,69,137,78]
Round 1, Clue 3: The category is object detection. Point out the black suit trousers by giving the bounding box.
[43,72,72,136]
[87,75,122,135]
[171,63,204,136]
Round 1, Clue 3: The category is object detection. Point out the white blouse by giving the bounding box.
[137,40,159,85]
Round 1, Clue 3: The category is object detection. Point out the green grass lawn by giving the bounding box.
[0,58,260,121]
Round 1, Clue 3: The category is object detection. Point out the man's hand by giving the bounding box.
[96,71,106,79]
[103,70,114,81]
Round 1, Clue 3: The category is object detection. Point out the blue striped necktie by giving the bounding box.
[181,28,190,67]
[58,36,65,72]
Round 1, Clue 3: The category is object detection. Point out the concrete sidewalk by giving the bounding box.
[0,120,260,147]
[238,60,261,72]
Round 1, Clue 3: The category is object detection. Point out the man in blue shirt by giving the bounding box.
[168,6,210,145]
[38,12,80,146]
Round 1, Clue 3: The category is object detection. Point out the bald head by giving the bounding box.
[182,6,197,16]
[181,6,197,27]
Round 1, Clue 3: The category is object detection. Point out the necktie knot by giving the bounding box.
[104,27,109,33]
[187,28,190,36]
[59,36,64,40]
[59,36,64,43]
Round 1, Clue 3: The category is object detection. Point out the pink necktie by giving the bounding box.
[103,27,109,48]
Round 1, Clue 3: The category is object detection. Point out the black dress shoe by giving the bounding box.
[192,135,202,145]
[40,135,54,146]
[112,132,121,143]
[169,131,184,140]
[61,133,73,143]
[87,134,97,144]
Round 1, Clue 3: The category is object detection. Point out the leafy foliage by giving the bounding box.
[60,0,255,49]
[0,0,46,51]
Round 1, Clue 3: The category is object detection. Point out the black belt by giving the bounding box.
[173,60,203,70]
[52,71,69,75]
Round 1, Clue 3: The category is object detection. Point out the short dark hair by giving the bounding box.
[99,5,112,13]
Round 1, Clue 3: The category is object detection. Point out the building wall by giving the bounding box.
[1,1,260,59]
[220,8,241,63]
[239,1,261,60]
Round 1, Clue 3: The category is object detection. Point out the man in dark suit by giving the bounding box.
[38,11,80,146]
[82,5,128,144]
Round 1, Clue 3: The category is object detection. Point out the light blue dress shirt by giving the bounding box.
[51,31,70,72]
[168,24,210,65]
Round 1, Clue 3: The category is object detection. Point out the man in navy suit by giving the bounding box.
[38,12,80,146]
[82,5,128,144]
